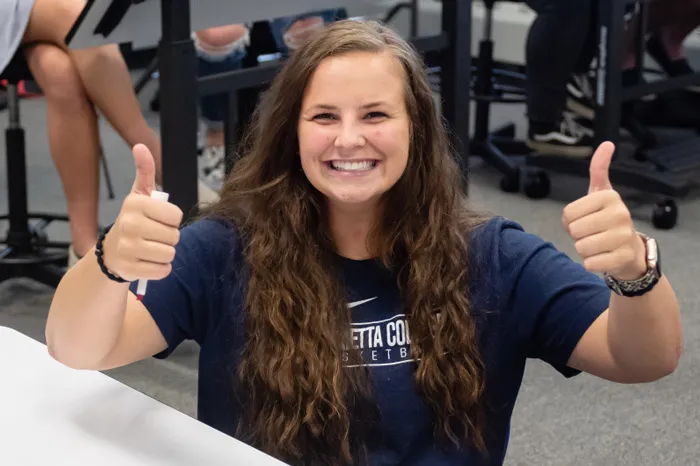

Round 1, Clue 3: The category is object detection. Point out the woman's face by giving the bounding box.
[297,51,410,211]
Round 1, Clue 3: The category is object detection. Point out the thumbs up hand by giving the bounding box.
[130,142,158,196]
[101,144,184,283]
[562,142,647,281]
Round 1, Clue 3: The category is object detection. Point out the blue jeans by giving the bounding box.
[198,47,247,130]
[269,8,348,58]
[197,8,347,128]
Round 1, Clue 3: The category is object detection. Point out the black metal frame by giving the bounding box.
[595,0,700,142]
[0,77,69,286]
[469,0,529,186]
[132,2,421,123]
[156,0,200,221]
[382,0,420,38]
[0,52,119,284]
[528,0,700,201]
[156,0,473,222]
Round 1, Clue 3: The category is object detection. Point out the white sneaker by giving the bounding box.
[198,146,226,193]
[527,115,595,158]
[566,74,595,120]
[198,179,220,207]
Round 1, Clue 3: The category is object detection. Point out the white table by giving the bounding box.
[0,326,287,466]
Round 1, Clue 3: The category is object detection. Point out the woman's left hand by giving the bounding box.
[562,142,647,281]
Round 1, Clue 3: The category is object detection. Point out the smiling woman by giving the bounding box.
[298,50,410,230]
[46,17,681,466]
[207,20,489,460]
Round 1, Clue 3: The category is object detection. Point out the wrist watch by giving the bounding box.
[604,232,662,297]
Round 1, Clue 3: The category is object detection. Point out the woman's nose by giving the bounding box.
[334,120,366,149]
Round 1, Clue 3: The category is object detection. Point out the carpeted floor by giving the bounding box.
[1,80,699,465]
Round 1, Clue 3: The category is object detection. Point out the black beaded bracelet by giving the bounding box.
[95,224,129,283]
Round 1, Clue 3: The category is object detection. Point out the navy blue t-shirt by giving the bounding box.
[129,216,610,465]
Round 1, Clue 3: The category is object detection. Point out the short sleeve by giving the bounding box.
[128,218,237,359]
[497,222,611,377]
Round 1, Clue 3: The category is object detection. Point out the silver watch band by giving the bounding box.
[604,267,659,296]
[603,233,661,297]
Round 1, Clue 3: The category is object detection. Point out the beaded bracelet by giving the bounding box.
[95,224,129,283]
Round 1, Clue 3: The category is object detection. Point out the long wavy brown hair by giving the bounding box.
[204,19,489,465]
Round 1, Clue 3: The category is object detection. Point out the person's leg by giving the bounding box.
[564,0,599,120]
[194,24,248,193]
[195,24,248,149]
[523,0,595,157]
[23,43,100,258]
[21,0,162,184]
[646,0,700,76]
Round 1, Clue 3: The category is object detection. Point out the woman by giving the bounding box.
[47,20,682,466]
[1,0,162,264]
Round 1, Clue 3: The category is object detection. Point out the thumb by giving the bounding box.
[588,141,615,194]
[131,144,156,195]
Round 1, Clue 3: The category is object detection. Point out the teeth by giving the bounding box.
[330,160,376,171]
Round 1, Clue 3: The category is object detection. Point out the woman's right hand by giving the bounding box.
[101,144,184,282]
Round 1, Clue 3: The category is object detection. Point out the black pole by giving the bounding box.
[410,0,419,38]
[5,85,30,249]
[159,0,199,221]
[224,91,239,176]
[634,1,648,85]
[440,0,472,190]
[133,56,160,96]
[594,0,625,147]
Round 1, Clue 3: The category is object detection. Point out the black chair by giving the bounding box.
[0,53,69,285]
[522,0,700,230]
[382,0,534,192]
[0,52,115,286]
[468,0,545,196]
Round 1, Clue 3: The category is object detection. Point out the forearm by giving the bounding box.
[607,275,682,378]
[46,248,130,369]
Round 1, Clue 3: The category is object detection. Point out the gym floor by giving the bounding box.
[1,85,699,465]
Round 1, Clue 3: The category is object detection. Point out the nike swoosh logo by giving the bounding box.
[347,297,378,308]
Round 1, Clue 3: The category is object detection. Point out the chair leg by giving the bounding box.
[1,82,70,286]
[492,123,516,139]
[0,264,11,282]
[470,5,525,181]
[133,56,160,96]
[27,263,66,288]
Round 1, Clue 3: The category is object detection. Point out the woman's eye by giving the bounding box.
[311,111,387,121]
